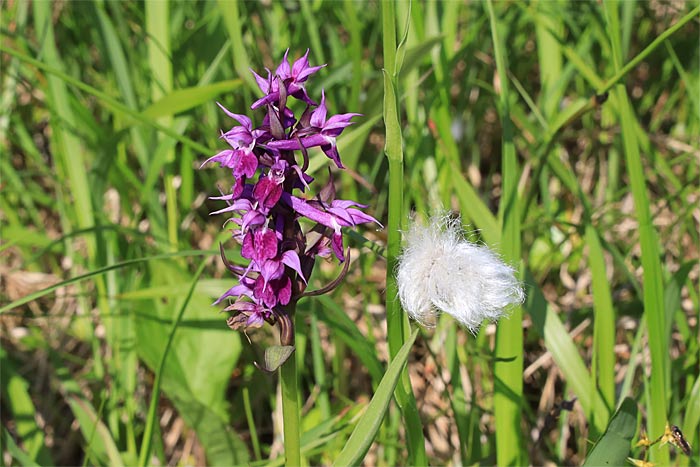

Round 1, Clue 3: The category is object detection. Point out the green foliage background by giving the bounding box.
[1,1,698,466]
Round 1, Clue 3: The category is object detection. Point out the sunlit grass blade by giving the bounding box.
[526,270,610,435]
[0,250,210,314]
[603,2,669,463]
[585,225,615,415]
[0,45,212,154]
[487,1,525,464]
[333,328,419,467]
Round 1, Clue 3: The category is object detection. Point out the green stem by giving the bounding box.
[280,313,301,467]
[382,2,427,465]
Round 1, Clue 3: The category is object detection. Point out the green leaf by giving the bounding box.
[136,260,248,465]
[317,295,384,385]
[0,348,53,465]
[333,328,419,467]
[583,397,638,466]
[256,345,295,373]
[67,396,125,467]
[3,428,41,467]
[140,81,243,119]
[525,270,609,435]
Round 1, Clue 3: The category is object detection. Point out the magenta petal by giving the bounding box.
[281,193,334,228]
[322,113,361,134]
[331,232,345,262]
[290,49,309,78]
[266,138,304,150]
[310,90,328,127]
[322,144,344,168]
[254,177,283,209]
[201,149,235,168]
[242,228,278,262]
[251,69,271,94]
[216,102,252,129]
[259,229,279,260]
[236,150,258,178]
[281,250,306,283]
[276,49,291,78]
[240,211,267,232]
[213,282,254,305]
[275,277,292,305]
[260,258,285,281]
[246,313,265,328]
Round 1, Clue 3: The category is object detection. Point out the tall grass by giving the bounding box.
[2,1,698,466]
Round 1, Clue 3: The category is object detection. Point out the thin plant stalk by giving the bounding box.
[280,311,301,467]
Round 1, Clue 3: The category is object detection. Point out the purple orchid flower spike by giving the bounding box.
[201,49,380,354]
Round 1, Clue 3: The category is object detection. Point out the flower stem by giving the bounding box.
[280,312,301,467]
[382,2,427,464]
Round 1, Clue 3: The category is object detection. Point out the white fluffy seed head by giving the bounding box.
[396,212,525,333]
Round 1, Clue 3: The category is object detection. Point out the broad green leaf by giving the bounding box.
[583,397,638,466]
[136,260,248,465]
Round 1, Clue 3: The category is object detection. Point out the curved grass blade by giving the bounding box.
[0,250,212,315]
[138,258,207,466]
[332,328,419,467]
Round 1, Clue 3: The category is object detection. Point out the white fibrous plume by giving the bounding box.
[396,212,524,333]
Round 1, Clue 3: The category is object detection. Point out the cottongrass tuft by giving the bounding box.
[396,212,524,333]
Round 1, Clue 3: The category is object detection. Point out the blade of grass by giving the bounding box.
[598,5,700,95]
[604,2,669,463]
[146,0,178,252]
[0,348,53,465]
[585,225,615,416]
[0,45,212,155]
[533,0,564,120]
[93,0,149,164]
[525,270,610,434]
[3,428,41,467]
[487,1,525,464]
[137,258,208,467]
[0,250,212,314]
[332,328,419,467]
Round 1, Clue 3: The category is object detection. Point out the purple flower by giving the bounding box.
[282,193,380,261]
[202,49,379,345]
[200,103,259,178]
[251,49,325,109]
[267,91,361,168]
